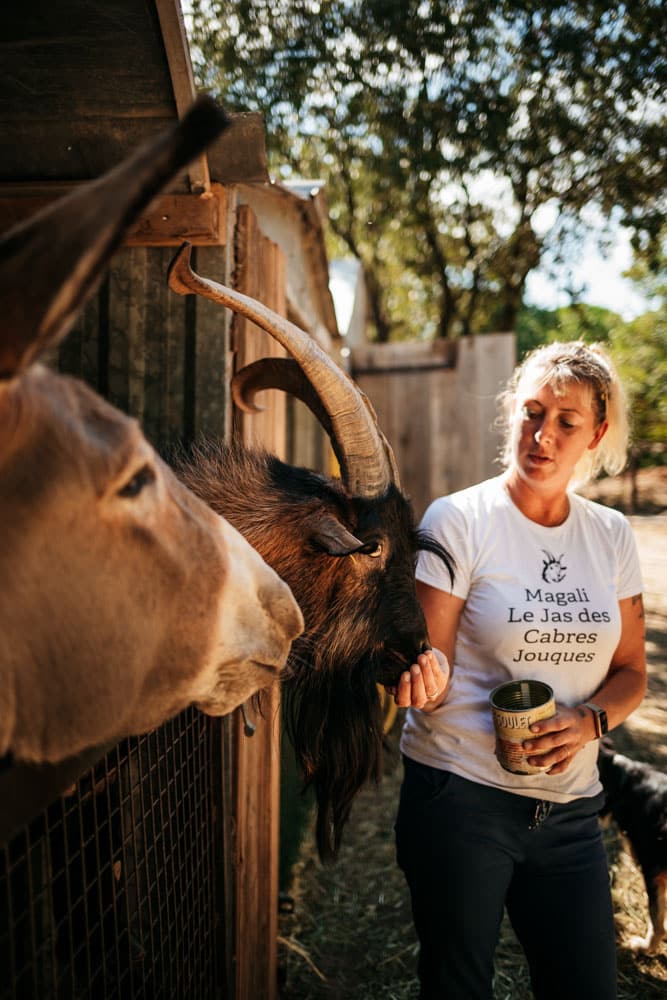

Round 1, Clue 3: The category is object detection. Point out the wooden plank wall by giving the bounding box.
[1,2,178,184]
[58,245,230,452]
[231,204,288,1000]
[352,334,516,519]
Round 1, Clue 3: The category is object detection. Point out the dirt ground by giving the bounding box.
[278,468,667,999]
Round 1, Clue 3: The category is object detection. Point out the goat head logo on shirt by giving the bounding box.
[541,550,567,583]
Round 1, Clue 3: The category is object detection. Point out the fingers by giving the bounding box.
[545,754,572,775]
[523,709,584,772]
[420,650,446,700]
[524,744,574,773]
[394,670,413,708]
[393,650,448,709]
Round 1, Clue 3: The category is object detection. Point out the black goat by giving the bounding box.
[598,740,667,953]
[170,247,453,859]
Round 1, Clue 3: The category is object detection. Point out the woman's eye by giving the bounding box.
[118,464,156,499]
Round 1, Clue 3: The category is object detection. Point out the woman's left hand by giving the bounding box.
[386,648,450,711]
[522,705,595,774]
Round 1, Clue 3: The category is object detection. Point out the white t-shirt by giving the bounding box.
[400,476,643,802]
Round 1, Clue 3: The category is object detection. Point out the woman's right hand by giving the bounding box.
[389,648,450,711]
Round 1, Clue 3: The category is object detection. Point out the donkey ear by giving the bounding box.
[0,96,230,379]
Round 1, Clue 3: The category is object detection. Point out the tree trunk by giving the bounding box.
[364,267,392,343]
[628,448,639,514]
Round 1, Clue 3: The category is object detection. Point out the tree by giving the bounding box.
[188,0,666,341]
[610,312,667,457]
[610,226,667,487]
[515,302,620,358]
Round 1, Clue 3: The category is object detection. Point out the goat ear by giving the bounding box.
[309,515,364,556]
[0,96,230,379]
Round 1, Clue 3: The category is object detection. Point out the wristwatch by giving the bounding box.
[582,701,608,739]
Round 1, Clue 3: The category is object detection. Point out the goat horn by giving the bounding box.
[169,244,399,496]
[233,357,333,431]
[232,358,403,488]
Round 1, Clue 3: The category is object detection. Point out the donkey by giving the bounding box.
[170,246,453,858]
[0,98,303,766]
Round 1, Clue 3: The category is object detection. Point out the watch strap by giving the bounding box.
[582,701,608,739]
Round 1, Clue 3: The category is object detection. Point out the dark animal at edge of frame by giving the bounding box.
[598,738,667,954]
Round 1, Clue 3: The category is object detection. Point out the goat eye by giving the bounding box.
[362,541,383,558]
[118,464,156,499]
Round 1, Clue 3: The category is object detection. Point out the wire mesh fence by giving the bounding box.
[1,708,225,1000]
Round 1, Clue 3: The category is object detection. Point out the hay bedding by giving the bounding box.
[279,501,667,999]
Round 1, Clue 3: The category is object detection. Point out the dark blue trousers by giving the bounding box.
[395,756,616,1000]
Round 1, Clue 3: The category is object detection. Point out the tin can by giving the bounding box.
[490,680,556,775]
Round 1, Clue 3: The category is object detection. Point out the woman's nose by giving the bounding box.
[535,423,552,443]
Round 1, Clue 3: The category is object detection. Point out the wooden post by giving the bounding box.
[232,204,287,1000]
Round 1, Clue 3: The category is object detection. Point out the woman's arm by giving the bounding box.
[391,581,466,712]
[591,593,648,728]
[524,593,647,774]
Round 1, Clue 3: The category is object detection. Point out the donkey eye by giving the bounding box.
[118,464,156,499]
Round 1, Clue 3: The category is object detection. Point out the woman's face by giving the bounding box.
[509,372,607,492]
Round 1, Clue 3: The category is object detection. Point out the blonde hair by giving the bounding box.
[498,341,630,488]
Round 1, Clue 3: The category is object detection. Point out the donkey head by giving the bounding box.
[0,98,303,764]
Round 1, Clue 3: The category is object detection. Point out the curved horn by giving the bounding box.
[169,243,398,496]
[233,356,334,434]
[232,358,396,488]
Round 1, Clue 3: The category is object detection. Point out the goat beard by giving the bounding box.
[282,651,385,862]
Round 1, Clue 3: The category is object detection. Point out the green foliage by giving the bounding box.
[515,302,621,358]
[188,1,666,341]
[623,222,667,304]
[610,311,667,460]
[612,228,667,460]
[515,297,667,467]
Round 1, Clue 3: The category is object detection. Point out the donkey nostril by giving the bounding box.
[260,582,304,639]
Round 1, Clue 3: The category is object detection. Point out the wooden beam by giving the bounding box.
[154,0,210,194]
[0,184,227,247]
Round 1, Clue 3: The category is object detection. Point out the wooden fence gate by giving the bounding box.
[352,333,516,518]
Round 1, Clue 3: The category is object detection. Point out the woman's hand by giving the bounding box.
[522,705,596,774]
[524,593,647,775]
[386,648,451,712]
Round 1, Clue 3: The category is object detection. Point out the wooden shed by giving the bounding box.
[0,4,339,998]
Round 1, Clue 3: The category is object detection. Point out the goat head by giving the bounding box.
[171,247,452,858]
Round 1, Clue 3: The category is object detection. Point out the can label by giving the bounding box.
[490,681,556,775]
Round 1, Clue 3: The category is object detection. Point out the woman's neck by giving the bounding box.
[503,471,571,527]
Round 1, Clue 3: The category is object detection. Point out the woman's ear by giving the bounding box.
[588,420,608,450]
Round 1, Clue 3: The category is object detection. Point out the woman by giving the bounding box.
[392,341,646,999]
